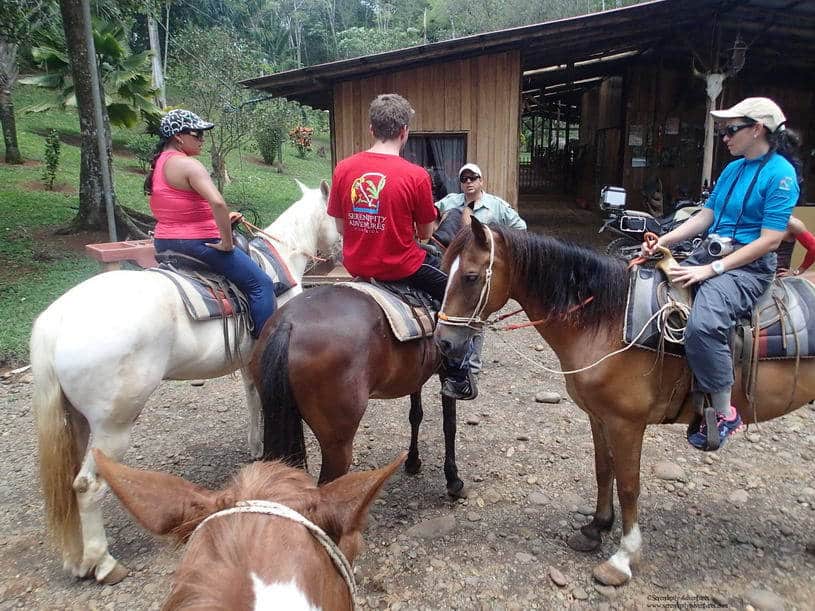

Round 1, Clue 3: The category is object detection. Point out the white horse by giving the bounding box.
[31,180,339,584]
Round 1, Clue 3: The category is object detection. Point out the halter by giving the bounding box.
[437,226,496,330]
[191,500,357,609]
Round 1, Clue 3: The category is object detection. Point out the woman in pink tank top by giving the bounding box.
[146,109,276,337]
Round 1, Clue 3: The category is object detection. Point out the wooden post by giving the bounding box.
[701,73,724,192]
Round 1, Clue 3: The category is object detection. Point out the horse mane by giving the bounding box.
[444,226,628,329]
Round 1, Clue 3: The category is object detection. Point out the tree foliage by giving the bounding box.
[22,20,161,128]
[169,25,270,189]
[336,26,423,59]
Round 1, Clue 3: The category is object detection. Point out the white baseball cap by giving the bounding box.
[459,163,482,178]
[710,97,786,133]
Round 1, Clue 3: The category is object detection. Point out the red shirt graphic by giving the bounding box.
[328,151,436,280]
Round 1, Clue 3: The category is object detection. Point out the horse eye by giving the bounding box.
[462,273,479,284]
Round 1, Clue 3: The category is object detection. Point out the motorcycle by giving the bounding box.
[598,185,705,261]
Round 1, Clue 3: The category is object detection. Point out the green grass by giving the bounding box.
[0,84,332,366]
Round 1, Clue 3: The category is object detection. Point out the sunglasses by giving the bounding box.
[460,175,480,183]
[185,130,205,141]
[718,123,753,138]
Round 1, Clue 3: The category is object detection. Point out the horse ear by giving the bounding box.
[294,178,308,195]
[93,449,219,539]
[471,216,488,248]
[318,453,406,561]
[461,206,473,226]
[320,179,330,200]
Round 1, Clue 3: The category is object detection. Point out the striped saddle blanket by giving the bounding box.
[150,237,297,323]
[624,265,815,360]
[338,281,436,342]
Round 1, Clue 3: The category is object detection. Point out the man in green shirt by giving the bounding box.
[435,163,527,230]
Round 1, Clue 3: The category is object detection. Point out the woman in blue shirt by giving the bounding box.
[643,97,802,451]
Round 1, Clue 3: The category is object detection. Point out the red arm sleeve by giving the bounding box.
[796,230,815,272]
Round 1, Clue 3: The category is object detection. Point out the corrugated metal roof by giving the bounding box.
[241,0,815,109]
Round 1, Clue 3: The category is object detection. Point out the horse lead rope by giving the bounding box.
[491,302,688,376]
[191,500,357,609]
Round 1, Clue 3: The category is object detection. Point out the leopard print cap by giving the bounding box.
[159,109,215,138]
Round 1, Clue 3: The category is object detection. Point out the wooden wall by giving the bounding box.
[331,51,522,206]
[579,58,814,212]
[578,77,624,203]
[618,63,707,209]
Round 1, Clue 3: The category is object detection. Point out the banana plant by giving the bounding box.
[21,20,161,127]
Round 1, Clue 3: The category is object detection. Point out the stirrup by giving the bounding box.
[703,406,720,451]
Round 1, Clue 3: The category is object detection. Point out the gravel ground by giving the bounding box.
[1,313,814,611]
[2,205,814,610]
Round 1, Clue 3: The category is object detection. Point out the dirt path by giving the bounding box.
[1,314,813,610]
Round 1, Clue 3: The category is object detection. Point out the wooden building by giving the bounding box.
[331,53,521,204]
[244,0,815,217]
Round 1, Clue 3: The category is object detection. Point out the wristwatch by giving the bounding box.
[711,260,726,275]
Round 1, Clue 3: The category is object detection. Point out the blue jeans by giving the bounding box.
[155,238,277,338]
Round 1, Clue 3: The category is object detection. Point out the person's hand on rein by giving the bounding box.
[206,211,243,251]
[639,232,661,257]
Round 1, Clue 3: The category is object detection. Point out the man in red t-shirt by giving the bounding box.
[328,93,477,400]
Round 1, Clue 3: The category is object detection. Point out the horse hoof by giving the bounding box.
[567,531,602,552]
[592,560,630,586]
[447,480,468,499]
[404,458,422,475]
[99,561,130,585]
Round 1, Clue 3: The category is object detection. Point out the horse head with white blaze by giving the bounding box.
[95,450,404,610]
[30,180,339,584]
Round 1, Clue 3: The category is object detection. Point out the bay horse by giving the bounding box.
[250,286,466,496]
[94,449,404,610]
[435,218,815,586]
[30,181,339,584]
[249,209,472,495]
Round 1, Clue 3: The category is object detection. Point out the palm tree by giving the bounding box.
[22,21,160,128]
[21,14,161,236]
[0,41,22,164]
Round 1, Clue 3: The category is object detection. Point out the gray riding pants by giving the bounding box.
[683,247,775,393]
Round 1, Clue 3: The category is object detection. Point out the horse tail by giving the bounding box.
[30,310,83,566]
[257,321,306,466]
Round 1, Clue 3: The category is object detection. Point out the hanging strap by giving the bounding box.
[710,153,773,238]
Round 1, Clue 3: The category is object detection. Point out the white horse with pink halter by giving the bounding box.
[30,180,339,584]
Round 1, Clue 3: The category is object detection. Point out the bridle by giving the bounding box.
[437,225,496,331]
[191,500,357,609]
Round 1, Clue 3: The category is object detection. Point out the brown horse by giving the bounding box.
[435,218,815,586]
[248,210,470,496]
[249,286,466,496]
[95,449,404,610]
